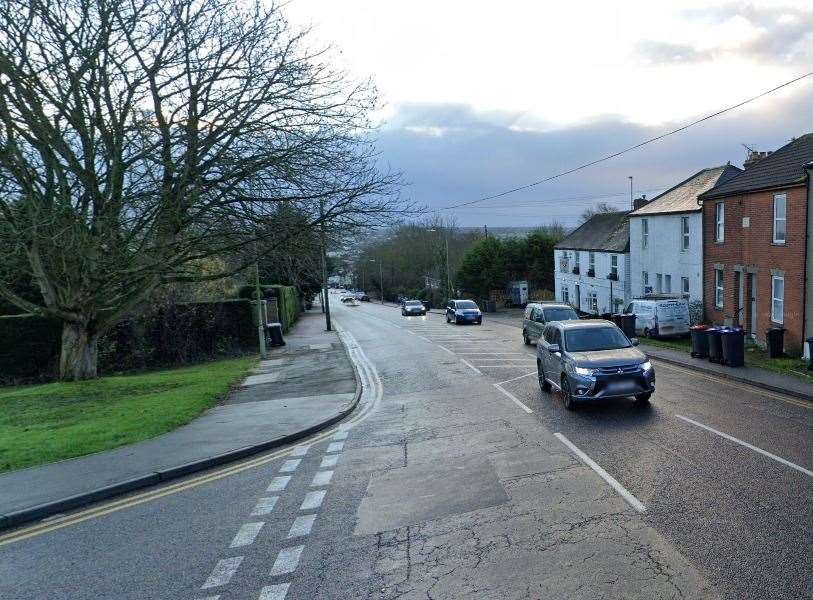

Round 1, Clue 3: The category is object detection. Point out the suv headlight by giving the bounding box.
[573,366,595,377]
[640,361,652,372]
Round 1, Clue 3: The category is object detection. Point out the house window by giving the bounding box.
[610,255,618,278]
[773,194,786,244]
[574,252,580,268]
[588,252,595,274]
[681,216,690,251]
[562,286,570,304]
[715,202,724,242]
[641,218,649,249]
[681,277,689,296]
[642,271,649,294]
[587,292,598,313]
[664,274,672,293]
[771,276,784,324]
[559,251,569,273]
[656,273,663,293]
[715,268,724,308]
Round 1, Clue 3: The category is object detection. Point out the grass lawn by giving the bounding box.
[641,336,812,384]
[0,356,255,473]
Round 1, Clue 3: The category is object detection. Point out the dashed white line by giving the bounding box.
[259,583,291,600]
[201,556,244,589]
[493,384,533,413]
[332,430,349,440]
[477,364,536,367]
[195,596,221,600]
[230,522,265,548]
[287,514,317,538]
[279,459,301,473]
[267,476,292,492]
[437,345,455,356]
[289,445,309,457]
[326,441,344,453]
[300,490,327,510]
[320,455,339,468]
[250,496,279,516]
[460,359,482,374]
[554,432,646,513]
[418,335,432,342]
[675,414,813,477]
[496,371,537,385]
[310,470,334,487]
[270,545,305,576]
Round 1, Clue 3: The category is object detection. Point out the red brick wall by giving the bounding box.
[702,185,807,354]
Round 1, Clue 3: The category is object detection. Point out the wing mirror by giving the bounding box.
[630,337,639,346]
[547,344,560,353]
[535,316,545,323]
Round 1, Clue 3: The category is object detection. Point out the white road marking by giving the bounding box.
[493,384,533,413]
[675,414,813,477]
[418,335,432,342]
[267,476,292,492]
[250,496,279,516]
[259,583,291,600]
[310,470,334,487]
[279,459,301,473]
[332,430,349,440]
[201,556,244,589]
[230,522,264,548]
[300,490,327,510]
[496,371,538,385]
[406,330,416,335]
[289,445,309,457]
[327,441,344,453]
[554,433,647,513]
[460,359,482,374]
[270,545,305,576]
[457,352,527,355]
[320,455,340,468]
[287,514,317,538]
[195,596,221,600]
[476,364,537,368]
[437,345,455,355]
[470,358,537,362]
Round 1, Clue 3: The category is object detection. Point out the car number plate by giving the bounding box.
[607,380,636,392]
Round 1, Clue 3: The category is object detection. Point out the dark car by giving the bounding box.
[401,299,427,316]
[522,302,579,345]
[536,320,655,410]
[446,299,482,325]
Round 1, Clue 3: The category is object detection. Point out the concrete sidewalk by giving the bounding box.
[0,311,360,530]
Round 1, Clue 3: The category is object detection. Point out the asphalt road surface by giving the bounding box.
[1,300,810,600]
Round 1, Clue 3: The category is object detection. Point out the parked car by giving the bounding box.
[401,299,427,316]
[523,302,579,345]
[446,299,482,325]
[624,298,689,338]
[354,291,370,302]
[536,320,655,410]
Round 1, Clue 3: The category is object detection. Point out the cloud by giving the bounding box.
[376,85,813,227]
[637,3,813,65]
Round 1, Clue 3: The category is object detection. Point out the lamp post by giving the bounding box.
[254,243,267,359]
[370,258,383,303]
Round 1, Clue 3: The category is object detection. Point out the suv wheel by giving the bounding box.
[523,331,531,345]
[634,392,652,405]
[561,377,577,411]
[537,360,551,392]
[446,313,451,323]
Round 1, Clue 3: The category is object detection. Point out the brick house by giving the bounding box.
[698,134,813,356]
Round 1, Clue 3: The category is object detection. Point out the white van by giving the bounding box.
[625,298,690,338]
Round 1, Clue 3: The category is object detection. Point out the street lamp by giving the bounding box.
[428,228,452,300]
[369,258,384,303]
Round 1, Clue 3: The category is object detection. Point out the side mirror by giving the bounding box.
[548,344,561,353]
[630,338,639,346]
[535,316,545,323]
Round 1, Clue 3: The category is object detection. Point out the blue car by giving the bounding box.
[446,299,482,325]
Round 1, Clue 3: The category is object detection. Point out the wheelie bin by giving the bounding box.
[707,327,723,363]
[266,322,286,347]
[689,324,710,358]
[765,327,786,358]
[615,313,636,338]
[720,327,745,367]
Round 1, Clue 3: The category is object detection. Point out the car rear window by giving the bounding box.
[543,307,578,322]
[564,327,631,352]
[405,301,422,306]
[456,301,478,309]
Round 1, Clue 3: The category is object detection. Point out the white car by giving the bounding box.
[625,298,690,338]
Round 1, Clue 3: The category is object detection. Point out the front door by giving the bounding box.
[575,284,581,310]
[749,274,757,337]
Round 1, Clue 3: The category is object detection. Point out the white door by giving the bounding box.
[750,274,757,337]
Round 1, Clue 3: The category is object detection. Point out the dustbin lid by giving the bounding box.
[690,325,709,331]
[766,327,786,333]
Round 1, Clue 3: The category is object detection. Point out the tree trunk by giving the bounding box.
[60,322,99,381]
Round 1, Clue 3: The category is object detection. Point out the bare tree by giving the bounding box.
[579,201,620,223]
[0,0,402,379]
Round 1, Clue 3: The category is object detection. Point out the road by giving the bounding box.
[1,300,811,599]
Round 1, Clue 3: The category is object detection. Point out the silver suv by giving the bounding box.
[536,320,655,410]
[523,302,579,345]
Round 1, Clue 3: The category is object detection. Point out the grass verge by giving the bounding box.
[0,356,255,473]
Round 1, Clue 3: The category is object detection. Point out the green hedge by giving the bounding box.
[237,284,299,331]
[0,300,260,385]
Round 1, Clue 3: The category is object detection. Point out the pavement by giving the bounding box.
[1,299,810,600]
[0,310,360,530]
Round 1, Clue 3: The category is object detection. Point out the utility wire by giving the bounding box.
[434,71,813,212]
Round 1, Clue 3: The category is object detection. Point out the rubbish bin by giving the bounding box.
[690,324,710,358]
[707,327,723,363]
[484,300,497,313]
[765,327,786,358]
[421,300,432,311]
[266,322,285,347]
[720,327,745,367]
[806,337,813,371]
[614,313,636,338]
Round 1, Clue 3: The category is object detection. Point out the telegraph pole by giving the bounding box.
[254,244,267,359]
[319,201,331,331]
[628,176,634,210]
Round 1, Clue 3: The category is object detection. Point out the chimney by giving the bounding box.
[633,194,649,210]
[743,150,772,170]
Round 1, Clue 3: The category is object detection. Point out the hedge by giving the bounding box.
[0,299,260,385]
[237,284,299,331]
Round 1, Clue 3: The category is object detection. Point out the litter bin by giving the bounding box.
[720,327,745,367]
[484,300,497,313]
[613,313,636,338]
[422,300,432,311]
[765,327,786,358]
[807,337,813,371]
[266,322,285,347]
[690,324,710,358]
[707,327,723,363]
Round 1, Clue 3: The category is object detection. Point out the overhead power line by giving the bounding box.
[434,71,813,212]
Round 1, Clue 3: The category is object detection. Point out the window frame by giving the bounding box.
[681,216,690,251]
[664,274,672,293]
[715,202,725,242]
[588,251,595,273]
[656,273,663,293]
[771,275,784,324]
[772,193,786,244]
[714,268,724,308]
[610,254,618,277]
[642,271,649,294]
[561,286,569,304]
[641,218,649,249]
[681,276,689,296]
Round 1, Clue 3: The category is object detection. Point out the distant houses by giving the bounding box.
[552,132,813,358]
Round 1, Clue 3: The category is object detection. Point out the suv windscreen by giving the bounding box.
[543,307,578,322]
[564,327,631,352]
[405,301,422,306]
[456,301,478,309]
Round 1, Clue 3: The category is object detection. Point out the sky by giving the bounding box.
[284,1,813,226]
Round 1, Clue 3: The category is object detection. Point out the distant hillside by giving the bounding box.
[459,226,571,239]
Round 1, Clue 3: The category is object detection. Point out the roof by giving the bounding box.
[558,319,615,330]
[554,211,629,252]
[631,165,742,215]
[700,133,813,200]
